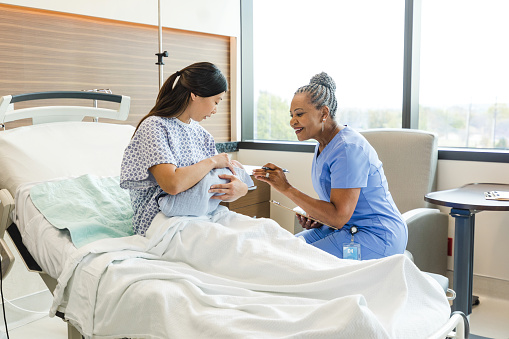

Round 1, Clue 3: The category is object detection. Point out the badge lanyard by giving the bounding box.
[343,226,361,260]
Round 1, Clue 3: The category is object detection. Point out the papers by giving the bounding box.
[269,200,337,229]
[484,191,509,201]
[242,165,262,176]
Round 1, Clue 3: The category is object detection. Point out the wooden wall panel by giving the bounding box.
[0,4,231,141]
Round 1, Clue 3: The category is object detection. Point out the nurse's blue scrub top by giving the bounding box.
[309,126,407,258]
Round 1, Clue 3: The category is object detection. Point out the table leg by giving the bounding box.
[450,208,475,315]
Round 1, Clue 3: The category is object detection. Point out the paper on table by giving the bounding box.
[484,191,509,201]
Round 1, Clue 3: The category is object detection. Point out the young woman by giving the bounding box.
[120,62,248,235]
[253,72,407,260]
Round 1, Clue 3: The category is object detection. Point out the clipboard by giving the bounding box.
[269,200,338,230]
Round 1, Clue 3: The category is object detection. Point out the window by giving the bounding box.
[250,0,405,141]
[243,0,509,156]
[419,0,509,149]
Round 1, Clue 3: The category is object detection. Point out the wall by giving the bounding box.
[237,149,509,283]
[0,0,240,37]
[0,0,242,141]
[0,4,233,140]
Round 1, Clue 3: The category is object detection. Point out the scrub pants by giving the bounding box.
[296,225,390,260]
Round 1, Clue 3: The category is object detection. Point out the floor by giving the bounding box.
[1,293,508,339]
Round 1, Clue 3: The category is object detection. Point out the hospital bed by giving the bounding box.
[0,91,468,339]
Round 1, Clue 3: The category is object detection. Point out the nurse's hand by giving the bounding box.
[252,163,291,194]
[209,174,248,202]
[297,214,322,230]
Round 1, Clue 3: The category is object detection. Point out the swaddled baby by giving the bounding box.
[156,167,254,217]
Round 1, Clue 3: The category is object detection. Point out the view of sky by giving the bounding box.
[420,0,509,106]
[253,0,509,109]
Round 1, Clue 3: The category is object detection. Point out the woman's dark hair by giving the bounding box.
[295,72,338,118]
[135,61,228,132]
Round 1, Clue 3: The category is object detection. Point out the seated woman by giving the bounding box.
[120,62,249,235]
[253,72,408,260]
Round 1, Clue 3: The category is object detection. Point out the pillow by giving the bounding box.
[157,167,254,217]
[0,122,134,195]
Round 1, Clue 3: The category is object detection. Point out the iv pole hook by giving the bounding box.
[156,0,168,89]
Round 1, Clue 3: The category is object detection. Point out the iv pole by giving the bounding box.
[156,0,168,89]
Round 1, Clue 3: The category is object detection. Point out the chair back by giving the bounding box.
[360,128,438,213]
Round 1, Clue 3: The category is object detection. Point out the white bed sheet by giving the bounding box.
[51,208,451,339]
[13,180,77,278]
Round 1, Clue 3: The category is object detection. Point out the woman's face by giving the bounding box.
[188,92,225,122]
[289,92,324,141]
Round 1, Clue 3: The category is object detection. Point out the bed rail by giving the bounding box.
[0,189,15,279]
[8,91,123,104]
[429,311,469,339]
[0,238,15,279]
[0,189,14,239]
[0,91,130,125]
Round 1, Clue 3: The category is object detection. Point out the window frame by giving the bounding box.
[240,0,509,162]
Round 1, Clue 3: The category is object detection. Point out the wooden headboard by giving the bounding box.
[0,4,232,141]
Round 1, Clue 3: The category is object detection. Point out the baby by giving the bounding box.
[156,166,254,217]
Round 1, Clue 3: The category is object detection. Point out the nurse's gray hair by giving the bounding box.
[295,72,338,118]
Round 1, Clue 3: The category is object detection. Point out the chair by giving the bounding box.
[294,128,449,276]
[360,128,448,276]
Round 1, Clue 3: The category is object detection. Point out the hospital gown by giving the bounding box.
[120,116,217,235]
[296,126,408,259]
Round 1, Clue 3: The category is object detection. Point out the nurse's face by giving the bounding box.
[289,93,323,141]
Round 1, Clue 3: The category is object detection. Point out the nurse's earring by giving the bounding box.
[321,118,326,132]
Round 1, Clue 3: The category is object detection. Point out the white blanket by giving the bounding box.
[51,207,450,339]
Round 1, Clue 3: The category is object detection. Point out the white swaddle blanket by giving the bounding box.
[51,207,450,339]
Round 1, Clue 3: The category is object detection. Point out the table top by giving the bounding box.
[425,183,509,211]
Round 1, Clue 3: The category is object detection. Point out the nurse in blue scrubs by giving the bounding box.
[253,72,407,260]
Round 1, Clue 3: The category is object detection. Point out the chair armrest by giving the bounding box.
[403,208,449,276]
[0,189,15,239]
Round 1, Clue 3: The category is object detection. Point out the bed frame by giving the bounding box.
[0,91,468,339]
[0,91,130,339]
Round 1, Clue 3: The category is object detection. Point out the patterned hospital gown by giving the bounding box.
[120,116,217,235]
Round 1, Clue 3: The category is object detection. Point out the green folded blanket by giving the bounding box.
[30,175,134,248]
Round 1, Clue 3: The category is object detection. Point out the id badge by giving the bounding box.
[343,242,361,260]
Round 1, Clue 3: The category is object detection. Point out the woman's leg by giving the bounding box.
[296,227,387,260]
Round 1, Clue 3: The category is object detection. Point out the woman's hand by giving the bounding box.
[252,163,291,194]
[297,214,322,230]
[230,159,244,169]
[210,153,236,174]
[209,174,248,202]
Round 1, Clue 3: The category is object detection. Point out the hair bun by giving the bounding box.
[309,72,336,92]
